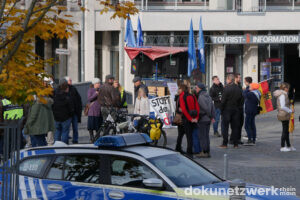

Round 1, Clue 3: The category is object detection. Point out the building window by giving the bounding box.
[95,31,102,79]
[110,51,119,79]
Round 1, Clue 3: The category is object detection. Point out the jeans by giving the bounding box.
[198,122,211,153]
[245,114,257,141]
[281,120,291,148]
[71,115,79,143]
[192,126,201,153]
[213,108,221,133]
[30,134,47,147]
[221,108,240,146]
[55,118,72,144]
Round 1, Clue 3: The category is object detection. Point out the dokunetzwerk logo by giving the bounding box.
[184,186,297,196]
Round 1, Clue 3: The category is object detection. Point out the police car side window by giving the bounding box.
[46,155,100,183]
[64,155,100,183]
[19,157,49,177]
[47,156,64,180]
[110,156,159,188]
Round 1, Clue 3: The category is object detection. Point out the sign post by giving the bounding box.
[55,48,70,55]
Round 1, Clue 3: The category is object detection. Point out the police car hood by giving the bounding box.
[178,181,299,200]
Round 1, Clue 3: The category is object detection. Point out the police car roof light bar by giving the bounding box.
[94,133,152,148]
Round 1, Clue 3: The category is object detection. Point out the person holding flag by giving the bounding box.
[273,83,296,152]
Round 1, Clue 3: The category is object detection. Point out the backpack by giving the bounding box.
[183,93,198,118]
[252,90,262,115]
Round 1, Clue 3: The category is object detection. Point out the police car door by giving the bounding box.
[42,154,104,199]
[103,155,178,200]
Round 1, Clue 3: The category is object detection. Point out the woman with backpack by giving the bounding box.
[243,82,261,146]
[273,82,296,152]
[177,84,200,158]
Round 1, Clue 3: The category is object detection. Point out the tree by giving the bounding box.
[0,0,138,104]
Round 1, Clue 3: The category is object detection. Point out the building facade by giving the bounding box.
[39,0,300,99]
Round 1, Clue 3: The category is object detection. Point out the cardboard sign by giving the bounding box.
[167,82,178,101]
[149,96,175,128]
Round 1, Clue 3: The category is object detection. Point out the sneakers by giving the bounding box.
[196,152,211,158]
[280,147,291,152]
[214,131,222,137]
[243,140,255,146]
[290,146,296,151]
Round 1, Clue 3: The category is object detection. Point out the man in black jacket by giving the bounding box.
[209,76,224,137]
[65,77,82,144]
[53,79,74,144]
[220,74,244,148]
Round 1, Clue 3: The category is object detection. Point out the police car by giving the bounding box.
[1,133,299,200]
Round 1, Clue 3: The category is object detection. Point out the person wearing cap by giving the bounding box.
[133,76,148,101]
[98,75,121,121]
[52,79,74,144]
[87,78,102,143]
[64,77,82,144]
[195,83,215,158]
[243,82,261,146]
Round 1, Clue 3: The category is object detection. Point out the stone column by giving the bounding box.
[67,32,79,83]
[243,44,258,83]
[212,45,225,84]
[84,0,95,81]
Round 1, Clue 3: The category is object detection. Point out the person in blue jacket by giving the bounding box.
[243,82,261,146]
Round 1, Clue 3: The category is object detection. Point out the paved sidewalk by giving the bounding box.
[76,104,300,195]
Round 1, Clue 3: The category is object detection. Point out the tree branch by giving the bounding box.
[0,0,19,29]
[0,0,7,22]
[0,0,58,50]
[0,0,38,71]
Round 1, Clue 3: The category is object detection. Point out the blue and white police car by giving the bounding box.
[1,133,299,200]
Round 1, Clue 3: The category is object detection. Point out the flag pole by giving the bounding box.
[290,88,296,148]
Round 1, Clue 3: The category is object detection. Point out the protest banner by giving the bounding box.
[149,96,175,127]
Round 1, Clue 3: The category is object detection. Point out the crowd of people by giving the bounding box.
[174,73,296,158]
[0,72,296,156]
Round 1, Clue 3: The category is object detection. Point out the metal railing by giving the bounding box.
[0,120,23,200]
[144,34,211,46]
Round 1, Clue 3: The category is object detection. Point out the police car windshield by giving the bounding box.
[148,154,221,188]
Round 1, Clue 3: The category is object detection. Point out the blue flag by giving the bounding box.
[125,15,136,47]
[198,17,205,73]
[188,19,197,77]
[136,16,144,47]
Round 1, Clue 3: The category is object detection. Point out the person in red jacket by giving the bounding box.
[176,84,200,157]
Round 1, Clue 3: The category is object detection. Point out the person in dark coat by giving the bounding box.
[243,83,261,145]
[233,73,244,145]
[65,77,82,144]
[87,78,102,143]
[209,76,223,137]
[133,76,148,101]
[52,79,74,144]
[98,75,121,121]
[220,74,244,148]
[196,83,215,158]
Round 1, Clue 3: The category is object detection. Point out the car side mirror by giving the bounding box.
[143,178,164,189]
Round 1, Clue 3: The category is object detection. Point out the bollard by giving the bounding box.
[223,154,228,180]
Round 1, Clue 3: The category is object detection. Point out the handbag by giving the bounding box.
[84,102,95,116]
[173,99,183,125]
[173,113,183,125]
[277,110,290,121]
